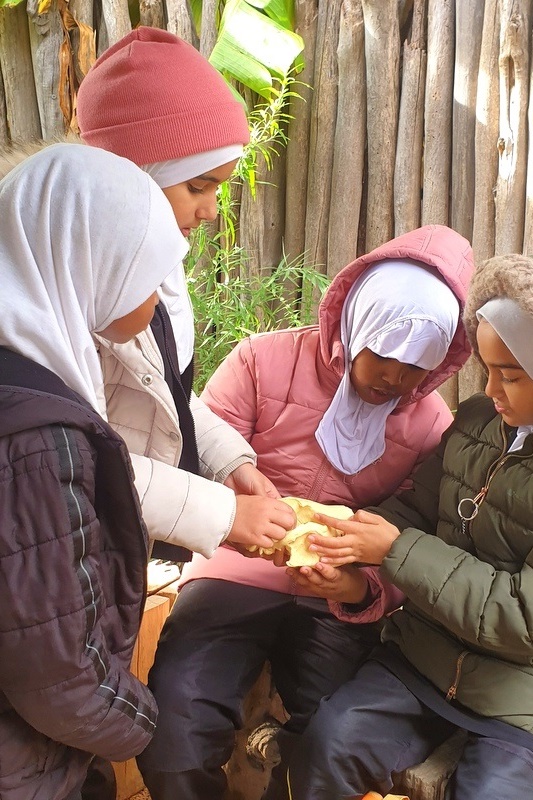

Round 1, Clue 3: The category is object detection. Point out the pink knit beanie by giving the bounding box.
[77,27,250,165]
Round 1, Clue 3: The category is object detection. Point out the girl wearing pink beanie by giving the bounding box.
[77,29,295,535]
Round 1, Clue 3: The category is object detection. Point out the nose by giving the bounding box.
[484,370,501,399]
[197,193,218,223]
[382,365,404,389]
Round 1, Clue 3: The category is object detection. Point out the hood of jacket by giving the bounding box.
[318,224,474,404]
[463,252,533,358]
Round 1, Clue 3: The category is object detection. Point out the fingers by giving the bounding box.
[313,513,358,534]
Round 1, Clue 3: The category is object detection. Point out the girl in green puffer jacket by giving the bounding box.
[287,253,533,800]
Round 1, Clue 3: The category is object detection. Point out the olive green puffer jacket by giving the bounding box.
[377,392,533,732]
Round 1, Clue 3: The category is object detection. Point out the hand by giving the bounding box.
[309,510,401,565]
[225,495,296,550]
[286,563,369,603]
[224,462,280,498]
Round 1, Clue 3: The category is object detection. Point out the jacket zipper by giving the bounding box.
[445,650,468,700]
[458,421,522,539]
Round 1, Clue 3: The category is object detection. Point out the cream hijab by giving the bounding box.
[315,260,460,475]
[0,143,187,414]
[142,144,243,372]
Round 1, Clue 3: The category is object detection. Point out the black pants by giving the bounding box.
[137,579,380,800]
[287,660,533,799]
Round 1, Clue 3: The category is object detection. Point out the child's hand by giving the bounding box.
[309,510,401,565]
[286,563,369,603]
[226,495,296,550]
[224,462,280,498]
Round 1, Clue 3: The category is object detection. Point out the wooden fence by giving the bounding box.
[1,0,533,406]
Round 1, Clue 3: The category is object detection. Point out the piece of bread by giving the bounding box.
[249,496,353,567]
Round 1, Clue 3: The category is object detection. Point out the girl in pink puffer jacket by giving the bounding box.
[137,225,474,800]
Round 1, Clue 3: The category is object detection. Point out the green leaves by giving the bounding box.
[208,0,304,98]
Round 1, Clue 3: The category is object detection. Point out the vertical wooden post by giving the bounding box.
[0,2,42,143]
[494,0,531,254]
[27,0,66,139]
[450,0,485,242]
[304,0,342,276]
[473,0,500,264]
[422,0,454,226]
[165,0,196,43]
[361,0,400,251]
[283,0,318,266]
[394,0,427,235]
[327,0,366,276]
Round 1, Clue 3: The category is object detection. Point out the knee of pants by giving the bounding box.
[137,699,238,774]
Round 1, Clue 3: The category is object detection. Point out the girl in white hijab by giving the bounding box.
[0,143,186,413]
[316,259,460,475]
[0,142,187,800]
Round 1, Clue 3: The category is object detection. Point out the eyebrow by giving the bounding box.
[192,173,220,184]
[487,361,523,370]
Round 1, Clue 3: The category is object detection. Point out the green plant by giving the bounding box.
[187,251,330,392]
[185,68,325,393]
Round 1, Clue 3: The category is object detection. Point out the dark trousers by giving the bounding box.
[287,661,533,799]
[136,579,380,800]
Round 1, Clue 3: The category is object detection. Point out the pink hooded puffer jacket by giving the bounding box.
[180,225,474,621]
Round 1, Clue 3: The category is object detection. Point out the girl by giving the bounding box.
[0,142,184,799]
[76,27,294,565]
[136,224,474,800]
[287,253,533,799]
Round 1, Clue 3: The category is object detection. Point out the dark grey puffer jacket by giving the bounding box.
[0,348,157,799]
[377,391,533,732]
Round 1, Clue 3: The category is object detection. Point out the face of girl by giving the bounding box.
[477,318,533,426]
[96,292,159,344]
[349,348,430,404]
[162,159,239,238]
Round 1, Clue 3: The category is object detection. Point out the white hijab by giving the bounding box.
[315,259,460,475]
[0,143,187,414]
[142,144,243,372]
[477,297,533,452]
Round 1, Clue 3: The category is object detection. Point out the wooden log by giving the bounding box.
[100,0,131,47]
[112,593,170,800]
[200,0,217,57]
[140,0,166,29]
[27,0,67,140]
[304,0,342,278]
[394,0,427,235]
[327,0,366,276]
[421,0,454,226]
[450,0,485,241]
[165,0,195,43]
[0,3,42,143]
[0,64,8,149]
[361,0,400,251]
[453,3,486,402]
[494,0,530,254]
[472,0,500,264]
[524,15,533,252]
[395,729,467,800]
[66,0,95,86]
[225,663,288,800]
[283,0,318,265]
[241,140,287,282]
